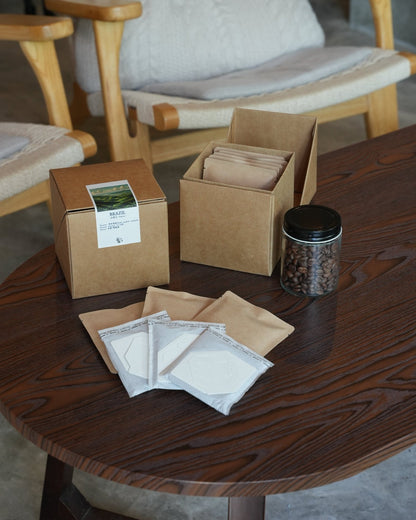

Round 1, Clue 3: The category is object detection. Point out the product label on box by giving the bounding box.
[87,180,141,248]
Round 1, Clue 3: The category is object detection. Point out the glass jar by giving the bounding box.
[280,205,342,297]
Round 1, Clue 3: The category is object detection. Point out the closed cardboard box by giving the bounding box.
[180,109,317,276]
[50,159,170,298]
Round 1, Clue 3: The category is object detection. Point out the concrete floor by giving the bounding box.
[1,1,416,519]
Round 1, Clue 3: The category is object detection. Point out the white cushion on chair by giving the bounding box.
[0,123,85,200]
[74,0,325,94]
[140,46,373,100]
[85,48,410,129]
[0,134,29,159]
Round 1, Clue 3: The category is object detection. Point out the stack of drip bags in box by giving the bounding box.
[80,287,294,415]
[202,146,288,190]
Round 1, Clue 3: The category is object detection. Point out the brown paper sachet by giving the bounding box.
[79,301,144,373]
[213,146,287,167]
[141,286,215,320]
[202,146,288,191]
[192,290,294,356]
[203,158,279,190]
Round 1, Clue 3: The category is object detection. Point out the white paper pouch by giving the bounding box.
[98,311,170,397]
[148,320,226,390]
[163,328,273,415]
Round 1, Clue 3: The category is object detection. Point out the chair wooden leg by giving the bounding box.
[127,106,153,172]
[365,84,399,138]
[136,120,153,173]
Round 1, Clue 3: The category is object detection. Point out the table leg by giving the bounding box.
[228,496,265,520]
[40,454,74,519]
[39,454,142,520]
[39,455,266,520]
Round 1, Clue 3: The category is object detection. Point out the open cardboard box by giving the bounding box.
[50,159,170,298]
[180,109,317,276]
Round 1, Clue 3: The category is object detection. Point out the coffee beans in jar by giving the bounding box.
[280,205,342,297]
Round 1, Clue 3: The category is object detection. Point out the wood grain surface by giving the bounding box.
[0,126,415,498]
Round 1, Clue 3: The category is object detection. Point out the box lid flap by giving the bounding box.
[50,159,165,211]
[228,108,317,194]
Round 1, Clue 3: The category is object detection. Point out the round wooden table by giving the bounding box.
[1,126,415,520]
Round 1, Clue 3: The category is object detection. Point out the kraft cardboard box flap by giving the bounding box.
[53,159,166,212]
[228,108,317,204]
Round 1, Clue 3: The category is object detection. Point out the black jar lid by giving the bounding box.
[283,205,342,242]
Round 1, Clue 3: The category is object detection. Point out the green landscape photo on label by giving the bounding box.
[89,183,137,212]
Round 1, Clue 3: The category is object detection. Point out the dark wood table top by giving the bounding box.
[0,125,415,499]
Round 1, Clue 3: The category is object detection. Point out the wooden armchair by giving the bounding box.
[0,14,96,217]
[45,0,415,172]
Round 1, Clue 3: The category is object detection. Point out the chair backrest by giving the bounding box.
[74,0,325,94]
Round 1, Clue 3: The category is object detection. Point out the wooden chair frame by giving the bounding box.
[45,0,416,171]
[0,14,96,217]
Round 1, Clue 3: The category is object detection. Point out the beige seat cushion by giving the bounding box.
[0,122,85,200]
[86,48,411,129]
[141,46,373,100]
[0,134,29,159]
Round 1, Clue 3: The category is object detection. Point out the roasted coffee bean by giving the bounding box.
[281,237,341,297]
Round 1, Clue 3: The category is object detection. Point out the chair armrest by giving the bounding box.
[0,14,74,128]
[368,0,394,49]
[44,0,143,161]
[45,0,142,22]
[67,129,97,158]
[0,14,73,41]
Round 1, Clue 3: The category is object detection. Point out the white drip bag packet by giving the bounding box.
[98,311,170,397]
[163,328,274,415]
[148,320,226,390]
